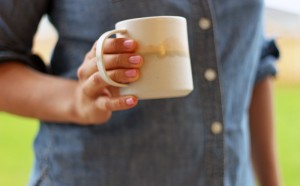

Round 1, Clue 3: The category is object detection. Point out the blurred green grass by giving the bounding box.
[275,86,300,186]
[0,115,38,186]
[0,86,299,186]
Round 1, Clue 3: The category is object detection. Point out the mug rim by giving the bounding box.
[116,16,186,25]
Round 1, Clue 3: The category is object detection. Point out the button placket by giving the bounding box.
[198,17,211,30]
[191,0,225,183]
[211,121,223,135]
[204,68,217,81]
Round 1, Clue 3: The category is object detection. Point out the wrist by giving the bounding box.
[65,81,83,124]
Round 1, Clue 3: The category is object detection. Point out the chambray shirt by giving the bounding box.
[0,0,279,186]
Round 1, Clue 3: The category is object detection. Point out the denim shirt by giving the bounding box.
[0,0,279,186]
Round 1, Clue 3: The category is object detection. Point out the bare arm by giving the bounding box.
[249,77,281,186]
[0,38,143,125]
[0,62,78,122]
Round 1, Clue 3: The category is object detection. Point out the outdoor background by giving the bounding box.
[1,1,300,185]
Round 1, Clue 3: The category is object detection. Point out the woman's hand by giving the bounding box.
[73,38,143,125]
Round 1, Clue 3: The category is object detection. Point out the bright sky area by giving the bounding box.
[265,0,300,15]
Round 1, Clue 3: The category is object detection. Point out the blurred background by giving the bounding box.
[0,1,299,185]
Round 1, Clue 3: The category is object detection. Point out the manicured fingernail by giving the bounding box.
[123,40,134,49]
[126,97,136,106]
[129,56,141,64]
[125,69,137,77]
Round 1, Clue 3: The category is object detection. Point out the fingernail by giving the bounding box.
[123,40,134,49]
[125,69,137,77]
[129,56,141,64]
[126,97,136,106]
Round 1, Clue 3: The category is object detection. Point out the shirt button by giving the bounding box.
[198,17,211,30]
[211,121,223,135]
[204,68,217,81]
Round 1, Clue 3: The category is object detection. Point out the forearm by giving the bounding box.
[0,62,78,123]
[0,39,140,125]
[249,77,281,186]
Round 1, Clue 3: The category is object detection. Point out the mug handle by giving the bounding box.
[96,29,129,87]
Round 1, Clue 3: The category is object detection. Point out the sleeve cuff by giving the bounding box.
[255,39,280,83]
[0,50,48,73]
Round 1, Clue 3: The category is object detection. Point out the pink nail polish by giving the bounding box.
[125,69,137,77]
[123,40,134,49]
[129,56,141,64]
[126,98,135,105]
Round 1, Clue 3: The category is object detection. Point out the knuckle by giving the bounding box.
[110,70,121,82]
[92,73,102,84]
[114,99,124,109]
[84,53,89,60]
[85,51,93,60]
[81,84,90,96]
[103,97,112,110]
[77,66,85,79]
[115,54,124,67]
[110,39,119,51]
[103,98,124,111]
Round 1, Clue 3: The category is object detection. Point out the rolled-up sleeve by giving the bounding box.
[255,39,280,83]
[0,0,50,72]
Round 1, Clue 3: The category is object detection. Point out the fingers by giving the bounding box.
[79,38,140,80]
[78,54,143,81]
[82,68,140,97]
[85,38,138,59]
[107,69,140,84]
[104,54,143,70]
[96,96,138,111]
[103,38,137,54]
[81,73,108,98]
[77,58,98,81]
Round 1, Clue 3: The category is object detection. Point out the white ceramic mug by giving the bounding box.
[96,16,193,100]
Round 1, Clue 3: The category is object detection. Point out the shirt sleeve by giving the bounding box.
[0,0,50,72]
[255,39,280,83]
